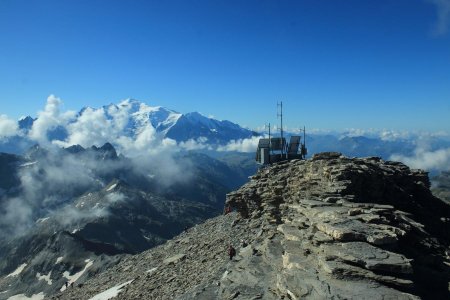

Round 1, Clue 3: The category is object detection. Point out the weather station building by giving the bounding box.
[255,102,307,165]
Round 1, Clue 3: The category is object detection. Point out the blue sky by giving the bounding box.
[1,0,449,131]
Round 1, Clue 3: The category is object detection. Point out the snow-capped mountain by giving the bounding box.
[165,111,256,143]
[104,99,257,144]
[103,100,183,136]
[10,99,256,152]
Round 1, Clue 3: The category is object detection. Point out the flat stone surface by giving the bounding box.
[163,254,186,265]
[321,242,413,274]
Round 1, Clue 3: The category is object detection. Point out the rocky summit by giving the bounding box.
[53,153,450,300]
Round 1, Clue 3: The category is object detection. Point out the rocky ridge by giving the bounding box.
[54,153,450,300]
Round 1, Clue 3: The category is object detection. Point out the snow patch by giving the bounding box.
[7,292,45,300]
[88,280,133,300]
[6,263,27,277]
[106,183,117,192]
[36,217,49,223]
[142,235,152,241]
[60,259,93,291]
[20,161,37,167]
[36,271,52,285]
[75,200,86,208]
[55,257,63,264]
[72,228,80,234]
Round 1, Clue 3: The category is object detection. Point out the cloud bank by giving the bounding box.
[217,136,261,152]
[28,95,76,145]
[0,114,19,138]
[20,95,263,156]
[24,97,179,159]
[390,147,450,171]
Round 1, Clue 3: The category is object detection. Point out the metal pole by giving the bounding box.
[281,102,284,158]
[277,101,285,159]
[303,125,306,159]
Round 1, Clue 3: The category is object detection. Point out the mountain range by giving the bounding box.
[1,99,450,299]
[1,98,450,175]
[0,99,257,156]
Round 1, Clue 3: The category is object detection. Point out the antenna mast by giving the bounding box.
[277,101,285,158]
[303,125,306,159]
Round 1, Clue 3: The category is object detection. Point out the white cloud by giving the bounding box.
[429,0,450,36]
[61,107,113,148]
[50,98,179,158]
[0,114,19,138]
[217,136,261,152]
[178,137,211,151]
[390,147,450,171]
[106,102,132,132]
[106,192,126,204]
[0,197,33,235]
[379,130,413,141]
[29,95,76,145]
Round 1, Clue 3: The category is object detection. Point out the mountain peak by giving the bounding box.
[99,142,115,152]
[18,116,35,132]
[64,144,86,154]
[117,98,143,111]
[90,143,118,160]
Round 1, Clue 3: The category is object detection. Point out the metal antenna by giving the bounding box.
[277,101,285,158]
[265,122,271,154]
[303,125,306,159]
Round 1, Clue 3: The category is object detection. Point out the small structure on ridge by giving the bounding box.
[255,102,307,165]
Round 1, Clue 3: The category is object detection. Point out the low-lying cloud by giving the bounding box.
[390,147,450,171]
[0,114,19,138]
[0,148,104,237]
[217,136,261,152]
[29,95,76,146]
[25,97,179,159]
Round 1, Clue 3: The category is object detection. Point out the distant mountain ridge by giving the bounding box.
[7,99,256,151]
[1,98,450,174]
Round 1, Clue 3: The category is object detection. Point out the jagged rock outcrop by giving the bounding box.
[224,152,450,299]
[54,153,450,300]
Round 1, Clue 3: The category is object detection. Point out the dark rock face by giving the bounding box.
[432,171,450,204]
[18,116,35,132]
[0,152,22,191]
[53,154,450,299]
